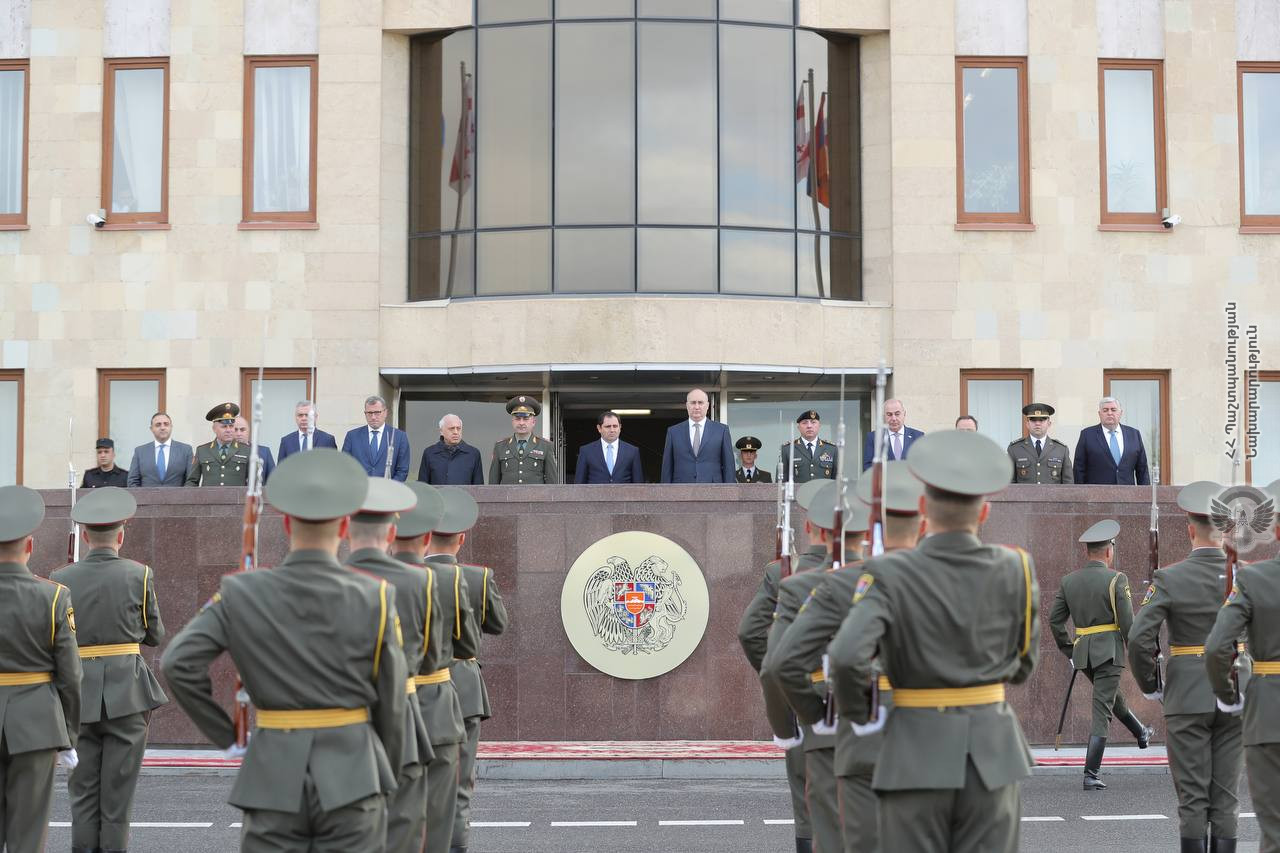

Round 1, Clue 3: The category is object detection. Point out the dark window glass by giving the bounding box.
[555,228,635,292]
[410,232,475,300]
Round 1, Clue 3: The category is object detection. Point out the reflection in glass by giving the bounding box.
[249,379,309,456]
[1253,381,1280,484]
[0,70,22,215]
[409,30,475,234]
[637,228,715,292]
[638,23,716,224]
[410,232,476,300]
[405,398,510,482]
[720,25,792,228]
[726,397,865,476]
[1108,379,1161,474]
[638,0,714,18]
[1103,69,1157,213]
[477,229,551,295]
[479,0,551,24]
[0,380,15,485]
[555,228,635,292]
[108,380,160,472]
[964,379,1023,447]
[477,25,552,227]
[720,0,792,25]
[556,23,634,224]
[961,66,1021,214]
[795,29,848,233]
[798,233,860,300]
[1242,72,1280,216]
[253,65,311,213]
[557,0,632,17]
[720,229,794,296]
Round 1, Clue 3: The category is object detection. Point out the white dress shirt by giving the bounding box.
[1105,426,1124,457]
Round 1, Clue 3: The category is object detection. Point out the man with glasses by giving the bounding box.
[1008,403,1073,484]
[341,395,411,481]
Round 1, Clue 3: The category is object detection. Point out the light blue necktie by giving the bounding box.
[1108,430,1121,466]
[606,442,615,474]
[156,445,166,481]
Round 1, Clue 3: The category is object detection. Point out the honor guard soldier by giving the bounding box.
[1008,403,1073,483]
[429,487,509,853]
[828,430,1039,853]
[1205,478,1280,852]
[1129,481,1245,853]
[489,396,559,485]
[735,436,772,483]
[51,487,167,853]
[1048,519,1153,792]
[0,486,81,853]
[186,402,254,487]
[780,410,837,483]
[770,463,924,853]
[344,478,444,853]
[393,482,481,853]
[162,449,408,852]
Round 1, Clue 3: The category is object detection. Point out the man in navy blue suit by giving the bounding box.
[862,398,924,470]
[233,415,275,483]
[1073,397,1151,485]
[660,389,735,483]
[574,411,645,484]
[340,394,411,481]
[277,400,337,462]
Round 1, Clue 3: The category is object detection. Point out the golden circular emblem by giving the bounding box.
[560,531,710,680]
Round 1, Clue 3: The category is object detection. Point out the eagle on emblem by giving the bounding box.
[583,555,688,655]
[1210,492,1275,552]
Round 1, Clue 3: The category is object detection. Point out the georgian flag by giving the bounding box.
[795,83,810,183]
[449,73,475,195]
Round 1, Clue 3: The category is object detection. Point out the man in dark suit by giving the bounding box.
[277,400,338,462]
[419,413,485,485]
[660,388,735,483]
[234,415,275,483]
[1073,397,1151,485]
[735,436,772,483]
[862,398,924,470]
[575,411,644,484]
[126,412,193,486]
[340,394,411,481]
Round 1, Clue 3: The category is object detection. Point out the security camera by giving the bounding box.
[86,213,106,228]
[1161,213,1182,229]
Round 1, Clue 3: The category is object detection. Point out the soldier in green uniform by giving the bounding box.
[489,396,559,485]
[736,478,833,853]
[770,463,924,853]
[780,410,837,483]
[1048,519,1154,792]
[1129,481,1244,853]
[186,402,254,487]
[393,482,481,853]
[0,485,81,853]
[828,430,1039,853]
[344,478,444,853]
[1205,478,1280,853]
[735,436,772,483]
[51,487,167,853]
[427,487,509,853]
[1008,403,1073,484]
[162,449,407,852]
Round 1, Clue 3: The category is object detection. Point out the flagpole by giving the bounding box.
[806,68,825,298]
[445,61,469,297]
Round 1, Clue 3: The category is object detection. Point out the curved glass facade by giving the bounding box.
[408,1,860,300]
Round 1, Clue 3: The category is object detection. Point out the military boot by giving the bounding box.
[1180,838,1206,852]
[795,839,813,853]
[1083,735,1107,790]
[1118,710,1154,748]
[1209,838,1237,852]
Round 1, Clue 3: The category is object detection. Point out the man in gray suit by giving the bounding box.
[126,412,193,487]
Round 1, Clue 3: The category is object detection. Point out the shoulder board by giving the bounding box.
[1007,438,1022,448]
[35,576,67,590]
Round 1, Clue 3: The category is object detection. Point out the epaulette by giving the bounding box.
[1050,437,1067,447]
[1007,438,1023,448]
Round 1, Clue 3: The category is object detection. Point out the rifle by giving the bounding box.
[67,416,79,563]
[1054,668,1079,750]
[864,358,889,720]
[308,340,317,447]
[1224,427,1243,701]
[233,319,268,748]
[1147,463,1163,694]
[822,374,850,726]
[780,421,797,577]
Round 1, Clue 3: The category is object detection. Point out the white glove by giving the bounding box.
[1216,696,1244,715]
[822,653,831,682]
[57,748,79,770]
[772,730,804,750]
[851,704,888,737]
[811,715,838,736]
[1142,690,1163,703]
[222,741,249,760]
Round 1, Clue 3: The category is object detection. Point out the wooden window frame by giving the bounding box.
[239,368,313,419]
[959,368,1033,436]
[1098,59,1168,229]
[0,59,30,230]
[101,57,171,228]
[241,56,319,228]
[0,370,24,484]
[97,368,167,441]
[1238,61,1280,232]
[1244,370,1280,484]
[955,56,1031,227]
[1103,369,1171,484]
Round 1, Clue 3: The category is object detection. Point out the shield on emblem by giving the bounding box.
[613,581,656,630]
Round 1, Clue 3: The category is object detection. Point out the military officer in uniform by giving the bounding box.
[345,478,444,853]
[162,449,407,851]
[1206,478,1280,852]
[393,482,481,853]
[51,487,167,853]
[0,486,81,853]
[735,436,772,483]
[186,402,254,487]
[828,430,1039,853]
[1048,519,1154,792]
[1129,481,1244,853]
[1008,402,1073,483]
[489,396,559,485]
[780,410,837,483]
[428,487,509,853]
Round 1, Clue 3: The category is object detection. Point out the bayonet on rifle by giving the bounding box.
[1147,463,1162,694]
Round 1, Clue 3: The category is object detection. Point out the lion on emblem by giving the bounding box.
[582,555,688,655]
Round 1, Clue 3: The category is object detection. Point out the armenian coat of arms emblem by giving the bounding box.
[582,556,688,655]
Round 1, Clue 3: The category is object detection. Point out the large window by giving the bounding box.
[102,58,169,226]
[726,396,868,479]
[243,56,317,226]
[409,8,861,300]
[0,370,22,484]
[959,369,1032,447]
[1250,372,1280,485]
[98,369,166,471]
[240,368,313,451]
[0,60,28,228]
[1239,62,1280,230]
[955,57,1030,226]
[1098,59,1167,227]
[1103,369,1170,483]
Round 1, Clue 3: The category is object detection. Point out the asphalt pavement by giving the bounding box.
[45,769,1263,852]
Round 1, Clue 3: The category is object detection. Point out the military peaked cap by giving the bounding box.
[206,402,240,423]
[265,448,368,520]
[357,478,417,519]
[797,410,821,423]
[1078,518,1120,545]
[0,485,45,542]
[95,437,115,449]
[855,460,923,514]
[434,486,479,535]
[1176,480,1222,517]
[907,429,1013,496]
[72,486,136,527]
[795,478,829,510]
[396,482,446,538]
[807,480,870,532]
[1022,403,1055,418]
[735,436,762,452]
[506,395,540,417]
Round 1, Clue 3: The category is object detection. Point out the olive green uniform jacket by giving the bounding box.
[779,438,838,484]
[447,561,509,721]
[761,567,837,752]
[185,441,253,487]
[1007,436,1073,484]
[489,435,559,485]
[737,545,828,673]
[404,553,480,746]
[1049,560,1132,670]
[1206,555,1280,743]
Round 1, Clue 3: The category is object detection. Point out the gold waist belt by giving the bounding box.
[256,708,370,729]
[405,678,417,695]
[453,657,478,663]
[414,669,452,686]
[1169,645,1205,656]
[78,643,141,658]
[810,670,825,684]
[0,672,53,686]
[878,676,892,691]
[1074,623,1118,639]
[892,683,1006,708]
[810,673,893,691]
[1254,661,1280,675]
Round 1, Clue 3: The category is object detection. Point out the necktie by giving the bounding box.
[606,443,615,474]
[156,445,166,481]
[692,422,702,455]
[370,430,380,456]
[219,444,228,462]
[1035,439,1042,455]
[745,468,753,480]
[892,432,901,459]
[1108,430,1121,465]
[807,442,814,456]
[301,433,308,452]
[518,439,527,454]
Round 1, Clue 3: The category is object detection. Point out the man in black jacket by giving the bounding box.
[419,413,485,485]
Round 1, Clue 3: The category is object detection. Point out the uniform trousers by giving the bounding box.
[69,710,149,850]
[1165,709,1243,839]
[1248,743,1280,853]
[452,716,480,848]
[1085,662,1130,738]
[0,737,56,853]
[837,772,877,853]
[878,758,1020,853]
[805,747,842,853]
[786,743,813,840]
[240,774,386,853]
[386,764,427,853]
[424,741,460,853]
